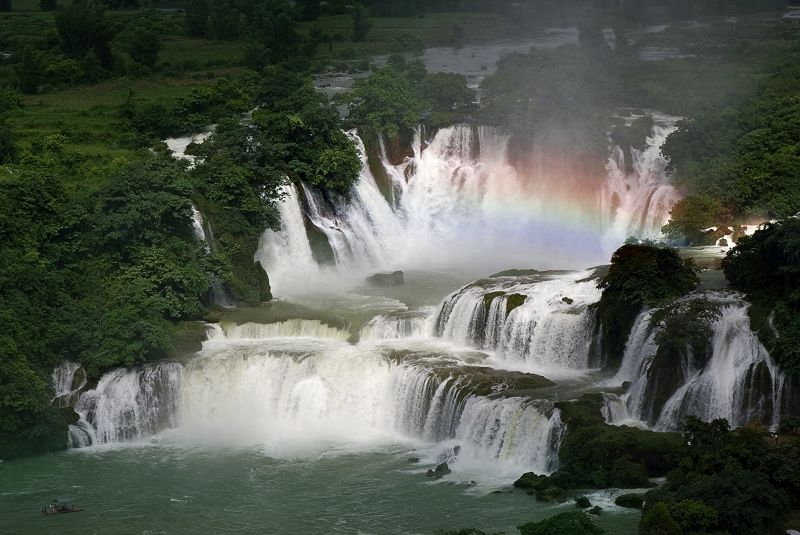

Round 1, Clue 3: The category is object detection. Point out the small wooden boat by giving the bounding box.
[42,498,83,516]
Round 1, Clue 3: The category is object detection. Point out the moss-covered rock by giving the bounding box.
[490,268,540,278]
[535,486,567,503]
[615,493,645,509]
[592,244,699,370]
[505,294,526,315]
[575,496,592,508]
[166,321,209,360]
[549,394,681,489]
[432,366,554,398]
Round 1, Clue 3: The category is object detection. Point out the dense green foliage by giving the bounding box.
[0,141,215,457]
[518,512,605,535]
[641,417,799,535]
[550,394,681,489]
[722,219,800,375]
[592,244,699,368]
[662,61,800,243]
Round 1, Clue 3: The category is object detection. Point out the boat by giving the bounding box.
[42,498,83,516]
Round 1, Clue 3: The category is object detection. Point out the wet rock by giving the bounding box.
[490,268,539,278]
[575,496,592,508]
[562,296,574,305]
[426,462,452,479]
[408,457,420,463]
[588,506,603,515]
[535,486,566,503]
[514,472,547,490]
[366,270,404,287]
[615,493,644,509]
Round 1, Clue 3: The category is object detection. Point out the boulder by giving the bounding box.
[426,462,452,479]
[614,493,644,509]
[562,296,574,305]
[575,496,592,508]
[366,270,404,287]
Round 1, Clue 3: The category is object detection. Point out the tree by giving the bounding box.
[518,512,605,535]
[351,2,371,42]
[0,90,21,163]
[722,219,800,373]
[185,0,209,37]
[54,0,114,69]
[349,66,426,138]
[40,0,58,9]
[0,0,10,12]
[121,17,162,67]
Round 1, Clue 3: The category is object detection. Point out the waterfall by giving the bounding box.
[256,183,326,295]
[72,363,182,445]
[52,361,84,399]
[359,309,434,340]
[612,294,788,430]
[258,118,679,296]
[601,112,681,249]
[434,271,602,371]
[210,319,351,341]
[190,204,234,306]
[64,336,562,475]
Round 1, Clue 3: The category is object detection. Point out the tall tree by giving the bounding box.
[54,0,114,68]
[351,2,371,42]
[185,0,209,37]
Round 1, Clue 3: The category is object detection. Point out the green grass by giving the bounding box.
[8,75,237,158]
[301,12,520,58]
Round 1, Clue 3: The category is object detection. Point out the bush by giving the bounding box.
[593,244,699,368]
[614,493,644,509]
[518,512,605,535]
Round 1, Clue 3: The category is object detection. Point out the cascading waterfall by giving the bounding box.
[73,363,182,445]
[610,294,789,430]
[63,331,563,476]
[258,118,679,296]
[359,309,434,340]
[434,270,602,371]
[212,319,351,341]
[601,112,681,249]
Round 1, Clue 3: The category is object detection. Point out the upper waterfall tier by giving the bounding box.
[257,119,678,296]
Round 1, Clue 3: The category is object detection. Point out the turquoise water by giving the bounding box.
[1,445,640,534]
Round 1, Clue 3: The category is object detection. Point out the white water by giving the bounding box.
[72,363,182,445]
[601,112,681,249]
[360,309,434,340]
[52,360,83,399]
[610,294,788,430]
[434,270,602,373]
[212,319,351,341]
[260,119,678,297]
[64,331,564,479]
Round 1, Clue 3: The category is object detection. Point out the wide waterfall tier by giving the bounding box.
[433,270,602,371]
[256,120,678,296]
[61,333,564,477]
[607,292,793,430]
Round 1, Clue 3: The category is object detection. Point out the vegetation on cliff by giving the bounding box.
[593,244,699,368]
[640,417,799,535]
[661,61,800,244]
[722,218,800,375]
